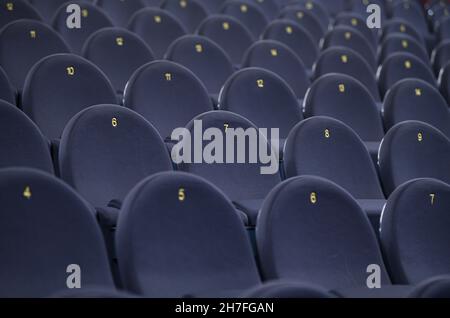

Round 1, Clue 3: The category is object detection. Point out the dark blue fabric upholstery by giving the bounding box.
[0,168,114,297]
[59,104,173,209]
[219,67,303,139]
[123,60,213,139]
[284,0,330,30]
[432,40,450,75]
[439,61,450,105]
[437,16,450,42]
[197,0,226,13]
[242,40,310,99]
[378,121,450,196]
[391,1,430,36]
[0,66,15,104]
[95,0,146,27]
[161,0,208,33]
[21,53,117,140]
[380,34,429,64]
[334,12,378,50]
[116,171,261,297]
[52,1,113,54]
[256,176,390,289]
[381,18,424,45]
[278,6,324,44]
[0,99,53,173]
[243,281,334,298]
[220,0,269,38]
[0,0,42,29]
[82,27,154,94]
[0,19,70,91]
[197,14,254,66]
[409,276,450,298]
[27,0,75,22]
[165,35,234,96]
[383,79,450,138]
[380,178,450,284]
[313,47,381,102]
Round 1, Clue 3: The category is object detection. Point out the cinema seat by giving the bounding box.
[52,1,113,54]
[0,66,16,104]
[243,281,334,298]
[178,110,281,226]
[0,0,42,29]
[249,0,279,19]
[314,47,381,102]
[220,0,269,38]
[165,35,234,98]
[95,0,146,27]
[197,14,254,66]
[161,0,208,33]
[391,0,430,38]
[242,40,311,99]
[278,6,324,44]
[82,27,155,95]
[116,171,261,297]
[283,117,386,230]
[432,40,450,75]
[378,121,450,196]
[256,176,390,290]
[196,0,226,13]
[380,178,450,284]
[128,7,187,59]
[437,16,450,42]
[285,0,330,30]
[123,60,213,139]
[439,61,450,105]
[378,52,436,97]
[381,18,425,45]
[28,0,71,22]
[21,53,117,141]
[0,19,70,91]
[303,73,384,159]
[380,34,429,65]
[409,276,450,298]
[0,168,114,297]
[334,12,378,50]
[383,79,450,138]
[0,99,53,173]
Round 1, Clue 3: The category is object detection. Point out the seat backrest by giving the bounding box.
[0,168,114,297]
[257,175,390,289]
[128,7,187,59]
[123,60,213,139]
[52,1,113,54]
[278,7,324,44]
[59,105,173,208]
[197,14,254,66]
[262,19,318,69]
[380,33,429,65]
[283,116,385,199]
[379,120,450,195]
[437,16,450,42]
[432,40,450,74]
[219,67,303,139]
[378,52,436,97]
[161,0,208,33]
[380,178,450,284]
[178,110,281,202]
[334,12,378,49]
[284,0,330,30]
[314,47,381,101]
[0,66,15,104]
[383,78,450,138]
[196,0,226,13]
[95,0,146,27]
[82,27,154,94]
[220,0,269,38]
[116,171,261,297]
[391,0,429,35]
[439,61,450,105]
[0,0,42,29]
[21,53,117,140]
[242,40,310,99]
[27,0,69,22]
[0,100,53,173]
[165,34,234,95]
[381,18,424,44]
[0,19,70,91]
[304,73,384,141]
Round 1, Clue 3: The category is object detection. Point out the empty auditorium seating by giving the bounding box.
[378,52,437,97]
[249,0,279,19]
[27,0,68,22]
[0,19,70,91]
[21,54,117,141]
[0,66,15,104]
[0,0,41,29]
[178,111,281,225]
[380,34,429,64]
[128,7,187,59]
[59,104,173,211]
[82,27,154,95]
[286,0,330,30]
[161,0,208,33]
[197,14,254,66]
[278,6,324,44]
[220,0,269,38]
[391,0,430,38]
[165,35,234,97]
[116,171,261,297]
[0,168,114,297]
[123,60,213,139]
[242,40,311,99]
[262,19,318,70]
[52,1,113,54]
[409,276,450,298]
[381,18,425,45]
[243,281,333,298]
[256,176,390,289]
[334,12,378,50]
[197,0,226,13]
[322,26,377,71]
[383,79,450,138]
[303,74,384,158]
[283,117,386,230]
[439,61,450,104]
[378,121,450,196]
[219,67,303,139]
[95,0,146,27]
[437,16,450,42]
[313,47,381,102]
[432,40,450,75]
[380,178,450,284]
[0,99,53,173]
